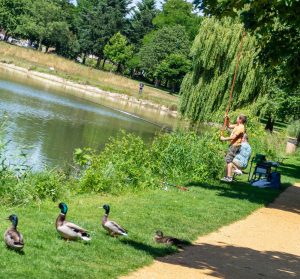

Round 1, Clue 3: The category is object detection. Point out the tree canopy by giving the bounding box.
[153,0,201,40]
[180,17,267,122]
[140,25,190,79]
[129,0,157,47]
[104,32,133,72]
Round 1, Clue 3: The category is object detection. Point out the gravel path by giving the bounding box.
[122,183,300,279]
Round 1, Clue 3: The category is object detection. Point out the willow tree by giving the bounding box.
[180,17,267,123]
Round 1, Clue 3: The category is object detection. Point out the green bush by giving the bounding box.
[79,131,225,193]
[287,120,300,139]
[151,131,224,184]
[80,132,158,193]
[0,168,67,205]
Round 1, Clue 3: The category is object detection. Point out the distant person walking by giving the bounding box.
[139,82,144,95]
[220,114,247,182]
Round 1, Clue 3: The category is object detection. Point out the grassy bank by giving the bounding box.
[0,157,298,278]
[0,126,299,278]
[0,42,178,110]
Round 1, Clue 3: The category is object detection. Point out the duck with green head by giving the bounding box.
[102,204,127,237]
[4,214,24,250]
[56,202,91,241]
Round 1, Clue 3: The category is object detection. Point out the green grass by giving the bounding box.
[0,154,299,278]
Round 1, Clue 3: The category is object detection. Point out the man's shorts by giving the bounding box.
[225,145,240,164]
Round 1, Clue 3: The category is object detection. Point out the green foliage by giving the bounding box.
[130,0,157,47]
[196,0,300,120]
[140,25,190,77]
[79,131,225,193]
[0,0,28,38]
[151,131,224,184]
[104,32,133,72]
[180,17,267,123]
[287,120,300,139]
[198,0,300,81]
[80,132,157,193]
[73,147,94,167]
[153,0,201,40]
[0,169,67,205]
[155,53,191,92]
[76,0,132,62]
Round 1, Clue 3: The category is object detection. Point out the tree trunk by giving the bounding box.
[171,82,176,93]
[96,56,101,69]
[117,63,122,73]
[265,116,274,132]
[102,58,106,69]
[45,46,49,53]
[38,39,43,51]
[4,32,9,41]
[82,53,86,65]
[130,68,135,78]
[155,78,160,87]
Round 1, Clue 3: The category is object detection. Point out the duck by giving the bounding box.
[56,202,91,241]
[102,204,128,237]
[4,214,24,251]
[154,231,188,247]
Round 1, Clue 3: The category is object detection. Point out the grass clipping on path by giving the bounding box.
[0,42,178,109]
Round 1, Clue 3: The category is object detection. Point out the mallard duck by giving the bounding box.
[154,231,188,247]
[102,204,127,237]
[56,202,91,241]
[4,214,24,250]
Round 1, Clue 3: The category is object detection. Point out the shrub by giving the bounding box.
[0,170,67,205]
[79,131,225,193]
[80,132,158,193]
[287,120,300,139]
[151,131,224,184]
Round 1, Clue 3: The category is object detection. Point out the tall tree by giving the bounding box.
[0,0,28,40]
[153,0,201,40]
[76,0,132,67]
[140,25,190,80]
[155,53,191,92]
[180,17,267,122]
[17,0,72,51]
[104,32,133,72]
[193,0,300,122]
[129,0,157,47]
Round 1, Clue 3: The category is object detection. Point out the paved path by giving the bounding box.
[122,184,300,279]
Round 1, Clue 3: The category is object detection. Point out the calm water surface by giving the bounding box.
[0,69,163,170]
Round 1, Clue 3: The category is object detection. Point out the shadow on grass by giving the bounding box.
[279,162,300,181]
[6,247,25,255]
[158,243,300,279]
[187,181,284,207]
[120,239,178,258]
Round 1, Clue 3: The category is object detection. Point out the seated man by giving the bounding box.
[220,114,247,182]
[232,133,252,175]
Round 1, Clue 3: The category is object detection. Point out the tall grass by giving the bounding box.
[0,42,178,109]
[78,131,225,194]
[0,115,287,205]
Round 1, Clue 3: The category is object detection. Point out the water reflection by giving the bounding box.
[0,70,162,170]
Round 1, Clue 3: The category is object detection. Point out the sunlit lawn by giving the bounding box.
[0,155,298,278]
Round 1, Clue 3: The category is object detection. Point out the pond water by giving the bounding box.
[0,69,167,170]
